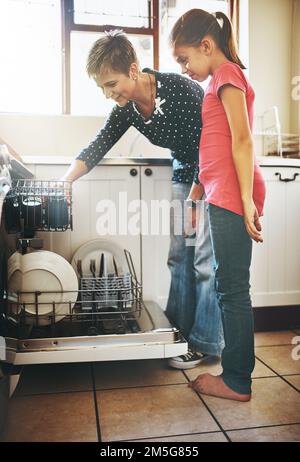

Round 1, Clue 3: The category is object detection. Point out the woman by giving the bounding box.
[61,30,224,368]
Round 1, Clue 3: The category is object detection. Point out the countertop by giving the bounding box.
[21,155,300,168]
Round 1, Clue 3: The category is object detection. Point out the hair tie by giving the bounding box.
[212,12,224,29]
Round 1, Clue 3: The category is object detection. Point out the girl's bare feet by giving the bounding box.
[188,373,251,402]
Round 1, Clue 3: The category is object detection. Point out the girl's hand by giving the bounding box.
[243,198,263,243]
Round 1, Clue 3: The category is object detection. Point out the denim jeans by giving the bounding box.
[165,183,224,356]
[208,203,254,395]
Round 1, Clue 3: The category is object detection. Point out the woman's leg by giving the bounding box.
[165,182,196,339]
[190,203,254,400]
[188,200,224,356]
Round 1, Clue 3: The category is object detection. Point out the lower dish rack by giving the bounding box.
[5,250,143,338]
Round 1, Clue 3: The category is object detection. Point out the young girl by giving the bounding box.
[171,9,266,401]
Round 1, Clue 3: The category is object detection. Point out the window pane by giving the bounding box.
[0,0,62,114]
[71,32,153,116]
[160,0,229,89]
[74,0,150,28]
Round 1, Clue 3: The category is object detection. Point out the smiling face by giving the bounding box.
[94,65,137,107]
[174,42,211,82]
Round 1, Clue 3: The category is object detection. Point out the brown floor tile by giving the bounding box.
[255,331,297,347]
[15,363,93,396]
[185,357,275,382]
[228,424,300,442]
[1,392,98,442]
[131,432,228,442]
[97,384,220,442]
[255,345,300,375]
[93,359,187,389]
[283,375,300,391]
[199,377,300,431]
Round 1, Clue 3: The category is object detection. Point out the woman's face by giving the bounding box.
[95,67,136,107]
[174,43,210,82]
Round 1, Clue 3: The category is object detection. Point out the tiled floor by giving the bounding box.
[1,330,300,442]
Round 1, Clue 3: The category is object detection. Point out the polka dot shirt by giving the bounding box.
[76,68,204,184]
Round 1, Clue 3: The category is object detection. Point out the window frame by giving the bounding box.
[61,0,159,114]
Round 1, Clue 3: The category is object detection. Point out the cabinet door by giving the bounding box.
[34,164,141,280]
[141,166,173,308]
[250,166,300,307]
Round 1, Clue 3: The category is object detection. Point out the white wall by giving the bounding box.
[249,0,293,133]
[0,0,297,158]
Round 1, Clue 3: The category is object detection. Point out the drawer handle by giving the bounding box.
[275,172,299,182]
[144,168,153,176]
[130,168,138,177]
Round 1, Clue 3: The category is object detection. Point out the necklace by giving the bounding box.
[148,72,155,112]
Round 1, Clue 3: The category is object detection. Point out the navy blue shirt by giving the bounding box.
[77,69,203,184]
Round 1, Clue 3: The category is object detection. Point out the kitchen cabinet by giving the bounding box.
[250,165,300,307]
[31,159,300,310]
[140,166,172,308]
[34,164,141,281]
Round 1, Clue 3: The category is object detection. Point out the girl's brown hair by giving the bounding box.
[86,29,139,78]
[170,9,246,69]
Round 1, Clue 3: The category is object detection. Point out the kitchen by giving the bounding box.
[0,0,300,444]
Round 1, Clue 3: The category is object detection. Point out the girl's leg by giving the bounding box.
[190,203,254,401]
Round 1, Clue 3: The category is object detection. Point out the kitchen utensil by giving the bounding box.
[71,239,127,277]
[76,259,83,279]
[90,259,96,278]
[99,253,105,277]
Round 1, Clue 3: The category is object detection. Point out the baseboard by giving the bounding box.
[253,305,300,332]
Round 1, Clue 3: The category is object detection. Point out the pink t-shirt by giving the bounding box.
[199,61,266,216]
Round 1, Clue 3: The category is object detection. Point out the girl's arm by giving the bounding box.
[219,85,262,242]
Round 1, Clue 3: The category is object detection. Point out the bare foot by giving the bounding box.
[188,373,251,402]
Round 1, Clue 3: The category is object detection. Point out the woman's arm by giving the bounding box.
[60,159,89,182]
[219,85,262,242]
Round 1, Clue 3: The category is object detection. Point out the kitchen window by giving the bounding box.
[0,0,62,114]
[0,0,235,116]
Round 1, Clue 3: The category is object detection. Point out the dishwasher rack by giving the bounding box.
[5,251,143,338]
[4,179,73,235]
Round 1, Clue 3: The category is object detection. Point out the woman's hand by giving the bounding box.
[243,198,263,243]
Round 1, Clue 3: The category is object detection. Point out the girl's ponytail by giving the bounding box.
[171,9,246,70]
[214,11,246,70]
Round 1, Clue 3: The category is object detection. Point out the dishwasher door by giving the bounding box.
[3,301,187,366]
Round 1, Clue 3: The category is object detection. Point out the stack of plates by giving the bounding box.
[8,250,78,326]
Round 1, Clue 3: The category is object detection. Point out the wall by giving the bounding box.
[249,0,293,133]
[0,0,298,159]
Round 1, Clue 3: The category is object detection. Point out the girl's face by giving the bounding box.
[95,67,137,107]
[174,43,211,82]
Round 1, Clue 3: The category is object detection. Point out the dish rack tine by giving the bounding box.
[124,249,137,282]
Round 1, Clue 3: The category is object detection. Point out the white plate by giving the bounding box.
[71,239,127,278]
[8,251,78,325]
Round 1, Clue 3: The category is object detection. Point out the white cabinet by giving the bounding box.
[140,166,172,308]
[33,161,300,310]
[34,164,141,280]
[250,166,300,307]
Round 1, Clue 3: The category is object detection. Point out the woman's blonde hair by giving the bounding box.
[86,29,139,78]
[170,9,245,69]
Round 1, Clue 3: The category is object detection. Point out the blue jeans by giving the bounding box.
[166,183,224,357]
[208,203,254,395]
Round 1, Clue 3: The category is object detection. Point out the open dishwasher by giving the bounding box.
[0,176,187,395]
